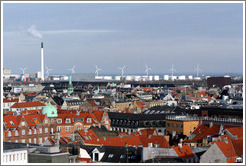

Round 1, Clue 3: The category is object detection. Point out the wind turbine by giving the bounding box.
[19,67,27,75]
[170,64,176,81]
[145,65,152,77]
[118,65,126,79]
[195,64,202,77]
[68,65,76,74]
[95,65,102,77]
[45,65,53,77]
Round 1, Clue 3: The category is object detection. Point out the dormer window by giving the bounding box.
[57,119,62,124]
[108,154,114,158]
[21,122,25,126]
[66,119,71,123]
[8,131,11,137]
[45,120,48,124]
[87,118,91,123]
[10,121,14,125]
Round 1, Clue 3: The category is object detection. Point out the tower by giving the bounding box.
[41,42,44,81]
[67,76,74,96]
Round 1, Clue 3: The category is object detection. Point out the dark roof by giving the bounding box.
[52,96,64,106]
[143,157,184,163]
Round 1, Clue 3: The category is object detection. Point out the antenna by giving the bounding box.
[95,65,102,77]
[68,65,76,74]
[19,67,27,75]
[118,65,126,79]
[145,65,152,77]
[170,64,176,80]
[45,65,53,76]
[194,64,202,77]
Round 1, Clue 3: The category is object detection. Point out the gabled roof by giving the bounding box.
[77,129,99,140]
[184,124,222,143]
[224,126,243,139]
[11,101,45,108]
[216,140,238,159]
[3,115,22,128]
[173,144,195,159]
[23,114,46,126]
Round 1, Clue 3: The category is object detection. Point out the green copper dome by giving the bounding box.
[42,101,58,117]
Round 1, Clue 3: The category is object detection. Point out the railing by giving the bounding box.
[166,115,243,123]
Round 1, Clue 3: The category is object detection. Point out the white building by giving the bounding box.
[103,76,112,80]
[164,75,169,80]
[188,75,193,80]
[154,75,160,81]
[126,76,134,81]
[178,75,186,80]
[148,76,153,81]
[114,76,121,81]
[2,148,28,164]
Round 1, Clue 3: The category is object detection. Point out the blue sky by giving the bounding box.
[3,3,244,75]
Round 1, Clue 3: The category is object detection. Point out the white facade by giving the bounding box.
[95,76,103,80]
[164,75,169,80]
[2,149,28,164]
[188,75,193,80]
[103,76,112,80]
[178,75,186,80]
[170,76,177,81]
[126,76,134,81]
[194,77,201,80]
[91,148,105,162]
[154,75,159,81]
[148,76,153,81]
[114,76,121,80]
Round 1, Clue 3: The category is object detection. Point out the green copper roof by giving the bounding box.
[42,101,58,117]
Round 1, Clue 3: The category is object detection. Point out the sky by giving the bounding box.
[3,3,244,76]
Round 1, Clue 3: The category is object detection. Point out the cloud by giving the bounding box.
[27,25,43,39]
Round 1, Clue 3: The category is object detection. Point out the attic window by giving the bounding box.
[10,121,14,125]
[57,119,62,124]
[108,154,114,158]
[66,119,71,123]
[87,118,91,123]
[120,154,126,159]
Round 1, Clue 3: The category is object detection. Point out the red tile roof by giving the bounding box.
[11,101,45,108]
[3,115,22,128]
[84,135,170,148]
[136,102,149,109]
[78,129,99,140]
[184,124,221,143]
[216,140,238,160]
[173,144,195,159]
[3,98,19,103]
[224,126,243,139]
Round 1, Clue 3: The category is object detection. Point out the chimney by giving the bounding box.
[178,143,182,148]
[209,122,213,128]
[41,42,44,81]
[103,137,106,140]
[125,143,128,147]
[55,132,60,146]
[148,142,153,148]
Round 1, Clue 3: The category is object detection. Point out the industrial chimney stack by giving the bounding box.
[41,42,44,81]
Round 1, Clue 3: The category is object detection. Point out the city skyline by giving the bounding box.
[3,3,244,75]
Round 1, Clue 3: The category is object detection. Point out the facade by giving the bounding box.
[165,119,199,136]
[2,148,28,164]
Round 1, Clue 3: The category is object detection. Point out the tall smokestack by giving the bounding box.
[41,42,44,81]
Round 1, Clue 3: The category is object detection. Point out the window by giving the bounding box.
[29,129,32,135]
[15,130,18,136]
[51,119,54,123]
[57,119,62,124]
[9,154,11,162]
[10,121,14,125]
[39,138,42,144]
[108,154,114,158]
[87,118,91,123]
[120,154,126,159]
[34,138,36,144]
[17,154,19,161]
[22,130,25,135]
[22,121,25,126]
[166,123,170,127]
[20,153,22,160]
[66,118,71,123]
[24,153,26,160]
[57,126,62,132]
[8,131,11,137]
[66,127,70,131]
[45,119,48,124]
[34,129,37,134]
[29,138,32,143]
[45,128,48,133]
[39,128,42,134]
[22,139,25,143]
